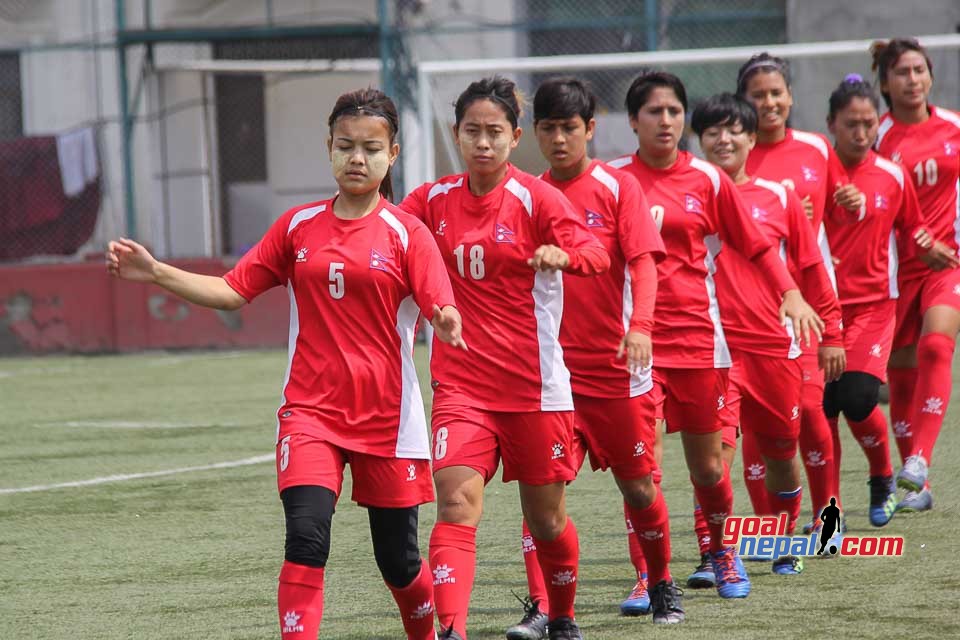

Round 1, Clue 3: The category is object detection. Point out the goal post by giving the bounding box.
[412,32,960,189]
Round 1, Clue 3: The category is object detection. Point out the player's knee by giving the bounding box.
[280,485,336,568]
[525,507,565,541]
[689,459,723,487]
[837,372,880,422]
[616,473,656,510]
[369,506,422,588]
[436,487,482,525]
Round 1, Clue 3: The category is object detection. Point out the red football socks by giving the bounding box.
[278,561,325,639]
[532,518,580,621]
[386,562,436,640]
[909,333,955,464]
[741,430,770,516]
[429,522,477,638]
[848,406,892,477]
[625,491,672,586]
[521,519,549,610]
[799,397,836,515]
[887,366,918,464]
[768,486,802,535]
[692,504,711,556]
[692,464,734,553]
[623,502,648,579]
[799,412,837,517]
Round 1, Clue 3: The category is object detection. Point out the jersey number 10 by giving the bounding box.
[914,159,938,186]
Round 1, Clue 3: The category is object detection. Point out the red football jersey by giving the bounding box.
[223,197,455,459]
[608,151,773,368]
[541,160,666,398]
[876,105,960,281]
[400,164,609,411]
[825,151,926,305]
[715,178,823,359]
[746,128,848,290]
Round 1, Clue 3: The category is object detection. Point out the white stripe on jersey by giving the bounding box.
[888,231,900,299]
[874,156,905,189]
[428,177,464,202]
[779,239,802,359]
[505,178,534,216]
[754,177,788,209]
[792,130,829,161]
[621,263,654,396]
[532,270,574,411]
[590,164,620,200]
[690,156,721,195]
[394,295,431,459]
[704,234,732,368]
[287,204,326,235]
[935,106,960,130]
[378,208,409,251]
[817,223,838,294]
[876,115,894,149]
[277,281,301,441]
[608,155,633,170]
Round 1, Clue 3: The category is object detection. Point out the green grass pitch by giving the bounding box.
[2,348,959,639]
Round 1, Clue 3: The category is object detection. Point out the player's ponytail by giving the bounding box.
[328,88,399,202]
[827,74,879,122]
[870,38,933,109]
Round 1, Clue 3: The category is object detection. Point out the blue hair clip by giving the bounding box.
[844,73,864,83]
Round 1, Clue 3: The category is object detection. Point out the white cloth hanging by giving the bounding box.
[56,127,99,197]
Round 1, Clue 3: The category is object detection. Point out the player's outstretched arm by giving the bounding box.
[106,238,246,310]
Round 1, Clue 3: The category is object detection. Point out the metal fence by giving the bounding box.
[1,0,958,264]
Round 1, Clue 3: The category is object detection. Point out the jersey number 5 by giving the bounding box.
[453,244,485,280]
[329,262,345,299]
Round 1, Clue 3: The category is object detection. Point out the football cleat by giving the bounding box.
[868,476,897,527]
[505,596,549,640]
[649,579,685,624]
[710,547,751,599]
[685,553,716,589]
[771,555,804,575]
[896,488,933,513]
[897,455,928,493]
[619,575,651,616]
[546,617,583,640]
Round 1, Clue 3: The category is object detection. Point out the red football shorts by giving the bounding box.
[276,432,434,508]
[430,399,577,486]
[841,300,896,380]
[799,330,824,392]
[572,392,658,480]
[653,366,729,435]
[894,268,960,350]
[717,374,742,450]
[729,350,803,460]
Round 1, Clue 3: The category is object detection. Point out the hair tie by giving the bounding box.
[844,73,864,84]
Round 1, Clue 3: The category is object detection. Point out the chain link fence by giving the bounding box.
[1,0,958,264]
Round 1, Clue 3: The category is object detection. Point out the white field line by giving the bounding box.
[35,420,241,429]
[0,454,273,494]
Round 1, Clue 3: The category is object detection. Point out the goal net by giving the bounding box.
[411,33,960,188]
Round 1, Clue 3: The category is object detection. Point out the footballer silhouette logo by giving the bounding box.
[816,498,842,556]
